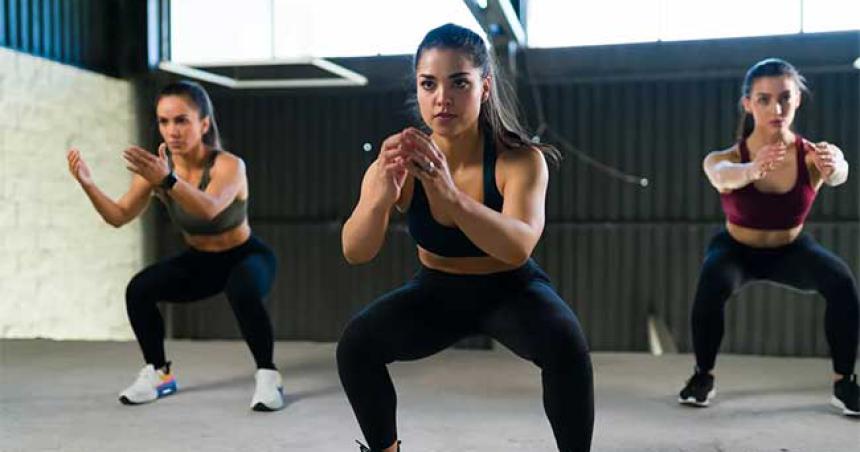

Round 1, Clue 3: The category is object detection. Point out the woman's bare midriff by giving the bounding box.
[183,220,252,252]
[726,221,804,248]
[418,246,521,274]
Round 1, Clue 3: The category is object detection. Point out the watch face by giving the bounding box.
[162,173,178,190]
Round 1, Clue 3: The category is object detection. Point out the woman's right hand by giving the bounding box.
[342,132,409,264]
[748,142,787,181]
[67,148,94,187]
[368,132,409,207]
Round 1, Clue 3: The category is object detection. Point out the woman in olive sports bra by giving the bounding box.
[67,81,284,412]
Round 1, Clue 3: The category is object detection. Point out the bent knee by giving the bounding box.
[336,317,381,368]
[532,322,591,371]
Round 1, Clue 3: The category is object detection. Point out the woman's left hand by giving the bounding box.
[123,143,170,186]
[808,141,842,179]
[401,127,461,207]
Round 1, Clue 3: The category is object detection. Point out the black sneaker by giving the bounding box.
[832,374,860,416]
[356,440,401,451]
[678,370,715,407]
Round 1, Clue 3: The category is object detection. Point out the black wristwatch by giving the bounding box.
[159,171,178,191]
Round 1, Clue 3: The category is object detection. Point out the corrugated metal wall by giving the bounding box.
[162,88,422,341]
[533,72,860,223]
[161,34,860,358]
[533,223,858,356]
[528,68,858,356]
[0,0,146,76]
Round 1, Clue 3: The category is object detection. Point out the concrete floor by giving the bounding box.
[1,340,857,452]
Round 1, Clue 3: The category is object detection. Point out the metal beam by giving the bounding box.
[463,0,527,77]
[158,58,368,90]
[463,0,526,47]
[147,0,170,69]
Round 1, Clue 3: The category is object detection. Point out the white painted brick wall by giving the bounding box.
[0,48,143,340]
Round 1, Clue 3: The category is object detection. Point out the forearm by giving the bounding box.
[825,159,849,186]
[80,182,132,227]
[342,199,392,264]
[166,180,224,220]
[706,161,756,191]
[449,193,538,266]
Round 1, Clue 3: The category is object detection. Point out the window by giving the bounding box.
[170,0,274,64]
[661,0,800,42]
[527,0,859,48]
[169,0,485,64]
[802,0,860,33]
[527,0,661,47]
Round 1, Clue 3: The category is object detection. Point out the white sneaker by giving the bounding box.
[119,364,178,405]
[251,368,285,411]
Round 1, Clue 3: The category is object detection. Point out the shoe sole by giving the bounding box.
[830,396,860,416]
[678,389,716,407]
[251,386,285,412]
[118,380,178,406]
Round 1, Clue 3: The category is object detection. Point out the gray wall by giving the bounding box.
[161,32,860,358]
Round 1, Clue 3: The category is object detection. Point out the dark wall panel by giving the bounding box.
[169,221,856,358]
[537,223,859,356]
[162,33,860,359]
[168,223,419,342]
[206,89,413,222]
[165,87,419,340]
[0,0,147,76]
[537,71,860,224]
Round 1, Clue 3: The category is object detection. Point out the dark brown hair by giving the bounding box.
[157,80,222,150]
[736,58,808,140]
[414,23,560,164]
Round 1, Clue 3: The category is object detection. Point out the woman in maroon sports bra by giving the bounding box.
[677,58,859,416]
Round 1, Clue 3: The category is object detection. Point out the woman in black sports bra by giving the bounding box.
[66,81,284,412]
[338,24,594,452]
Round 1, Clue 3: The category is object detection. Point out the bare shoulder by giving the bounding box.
[495,143,548,199]
[212,149,246,173]
[497,143,548,178]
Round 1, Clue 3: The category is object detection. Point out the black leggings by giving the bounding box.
[692,230,859,375]
[337,260,594,452]
[125,235,278,370]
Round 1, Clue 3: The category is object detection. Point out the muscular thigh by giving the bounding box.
[480,280,588,364]
[343,280,477,363]
[129,251,225,303]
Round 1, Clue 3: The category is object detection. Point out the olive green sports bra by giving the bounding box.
[160,150,247,235]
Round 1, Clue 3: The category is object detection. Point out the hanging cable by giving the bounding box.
[521,49,650,187]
